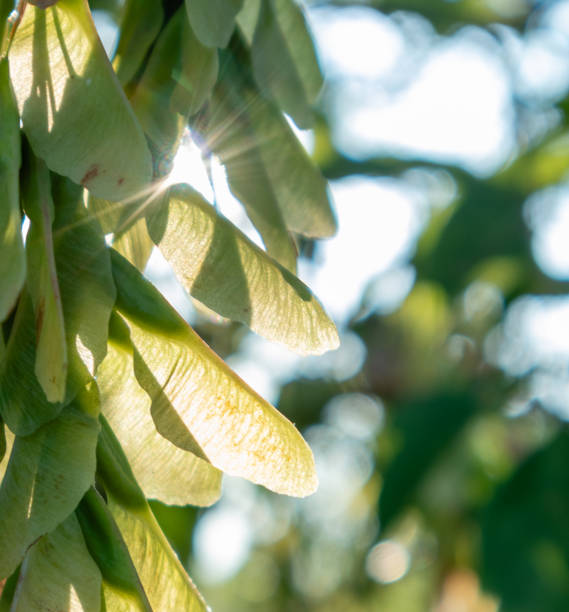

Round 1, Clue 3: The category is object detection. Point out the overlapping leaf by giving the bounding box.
[147,184,338,354]
[96,421,207,610]
[0,59,25,322]
[208,49,336,242]
[206,74,297,271]
[9,514,102,612]
[236,0,261,43]
[0,175,115,434]
[111,250,319,496]
[131,7,218,161]
[108,499,208,611]
[112,0,163,86]
[0,291,63,433]
[8,0,152,200]
[252,0,323,129]
[0,399,99,579]
[112,217,155,272]
[184,0,243,48]
[98,316,222,506]
[21,147,67,402]
[76,488,152,611]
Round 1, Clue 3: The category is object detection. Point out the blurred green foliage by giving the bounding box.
[167,1,569,610]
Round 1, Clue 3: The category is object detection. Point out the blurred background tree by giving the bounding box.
[100,0,569,610]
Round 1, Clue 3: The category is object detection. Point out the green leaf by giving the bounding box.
[97,421,208,611]
[112,0,163,86]
[76,488,152,611]
[130,8,218,160]
[252,0,323,129]
[481,432,569,612]
[170,10,219,118]
[111,250,319,496]
[208,49,337,240]
[0,175,115,434]
[8,0,152,201]
[0,59,25,322]
[9,514,102,612]
[147,184,339,354]
[98,316,223,506]
[108,499,208,611]
[206,74,298,271]
[22,146,67,403]
[236,0,261,44]
[112,218,155,272]
[0,400,99,579]
[184,0,243,48]
[0,291,63,433]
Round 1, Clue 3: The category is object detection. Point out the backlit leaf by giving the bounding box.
[10,514,102,612]
[147,184,339,354]
[252,0,323,129]
[184,0,243,48]
[0,400,99,579]
[208,49,336,240]
[206,75,297,271]
[0,59,25,322]
[113,218,154,272]
[111,250,319,496]
[8,0,152,201]
[98,316,222,506]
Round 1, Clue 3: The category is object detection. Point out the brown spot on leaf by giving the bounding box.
[36,298,45,338]
[81,164,99,185]
[117,177,125,186]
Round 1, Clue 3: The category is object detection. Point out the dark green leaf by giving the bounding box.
[482,432,569,612]
[379,390,478,529]
[0,59,25,322]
